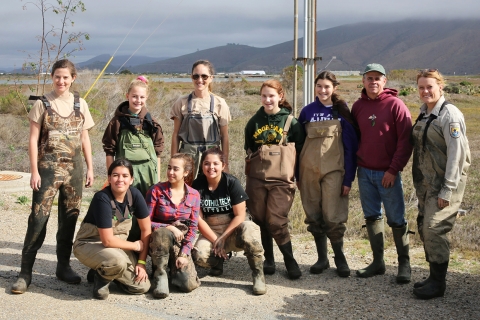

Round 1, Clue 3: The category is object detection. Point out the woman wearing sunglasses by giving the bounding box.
[170,60,231,178]
[411,69,471,300]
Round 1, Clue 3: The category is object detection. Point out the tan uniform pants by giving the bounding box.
[246,177,295,246]
[416,175,467,264]
[299,120,348,242]
[193,215,263,268]
[73,222,150,294]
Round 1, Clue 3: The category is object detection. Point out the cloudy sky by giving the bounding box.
[2,0,479,69]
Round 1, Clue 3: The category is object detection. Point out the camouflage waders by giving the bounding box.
[12,99,84,294]
[192,214,266,294]
[150,227,200,299]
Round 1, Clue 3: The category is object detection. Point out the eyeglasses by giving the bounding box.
[192,74,211,81]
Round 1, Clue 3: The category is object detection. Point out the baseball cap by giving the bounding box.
[362,63,386,75]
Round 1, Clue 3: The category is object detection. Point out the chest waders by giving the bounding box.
[299,110,350,277]
[12,92,85,294]
[178,94,221,178]
[116,114,157,242]
[117,115,158,197]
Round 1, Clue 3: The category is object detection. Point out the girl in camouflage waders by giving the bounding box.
[147,154,201,299]
[298,71,358,277]
[11,59,95,294]
[170,60,231,179]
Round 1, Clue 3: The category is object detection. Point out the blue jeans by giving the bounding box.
[357,167,406,227]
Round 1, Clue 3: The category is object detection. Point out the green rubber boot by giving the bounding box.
[392,223,411,284]
[356,219,386,278]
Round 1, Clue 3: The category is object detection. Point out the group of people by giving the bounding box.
[11,58,470,302]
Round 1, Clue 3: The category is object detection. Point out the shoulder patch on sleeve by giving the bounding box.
[449,122,461,138]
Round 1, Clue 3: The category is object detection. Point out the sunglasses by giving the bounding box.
[192,74,211,81]
[418,68,438,75]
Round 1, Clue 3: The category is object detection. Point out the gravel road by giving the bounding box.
[1,189,479,320]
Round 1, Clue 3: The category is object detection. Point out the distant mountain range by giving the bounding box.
[10,19,480,75]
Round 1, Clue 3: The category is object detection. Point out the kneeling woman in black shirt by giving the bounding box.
[74,159,151,300]
[192,147,266,295]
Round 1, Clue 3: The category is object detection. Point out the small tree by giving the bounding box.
[280,65,304,93]
[21,0,90,94]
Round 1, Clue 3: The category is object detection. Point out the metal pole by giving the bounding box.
[293,0,298,116]
[303,0,315,105]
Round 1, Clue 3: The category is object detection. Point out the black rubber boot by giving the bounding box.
[278,241,302,280]
[209,259,224,277]
[87,268,95,283]
[331,240,350,277]
[11,253,36,294]
[93,272,111,300]
[260,227,275,275]
[310,234,330,274]
[413,262,448,299]
[356,219,386,278]
[56,245,81,284]
[56,207,81,284]
[392,223,411,284]
[414,264,432,288]
[247,255,266,295]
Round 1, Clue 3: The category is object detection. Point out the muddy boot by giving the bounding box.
[87,269,95,283]
[93,272,111,300]
[150,228,174,299]
[356,219,386,278]
[247,256,266,295]
[56,250,81,284]
[260,228,275,275]
[392,223,411,284]
[414,264,432,288]
[278,241,302,280]
[310,234,330,274]
[209,259,224,277]
[331,240,350,277]
[413,262,448,299]
[11,253,36,294]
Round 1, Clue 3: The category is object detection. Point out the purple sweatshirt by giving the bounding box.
[298,98,358,187]
[352,88,413,175]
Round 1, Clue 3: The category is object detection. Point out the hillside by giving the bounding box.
[126,19,480,74]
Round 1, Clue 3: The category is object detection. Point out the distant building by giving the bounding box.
[239,70,266,76]
[331,70,361,76]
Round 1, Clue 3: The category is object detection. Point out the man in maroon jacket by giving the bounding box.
[352,63,413,284]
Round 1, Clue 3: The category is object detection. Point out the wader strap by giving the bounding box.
[107,188,133,222]
[73,91,80,117]
[279,114,294,146]
[412,101,448,150]
[187,93,215,113]
[29,95,53,116]
[332,106,339,120]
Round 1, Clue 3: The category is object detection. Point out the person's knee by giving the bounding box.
[191,246,212,268]
[150,228,174,255]
[97,258,127,279]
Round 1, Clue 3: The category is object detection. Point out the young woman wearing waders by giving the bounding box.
[73,159,151,300]
[11,59,94,294]
[170,60,231,178]
[298,71,358,277]
[147,154,201,299]
[191,147,266,295]
[244,80,305,280]
[103,75,164,196]
[102,75,164,242]
[411,69,471,299]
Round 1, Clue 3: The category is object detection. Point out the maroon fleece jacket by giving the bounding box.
[352,88,413,175]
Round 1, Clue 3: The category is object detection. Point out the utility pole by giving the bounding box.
[293,0,299,116]
[302,0,320,106]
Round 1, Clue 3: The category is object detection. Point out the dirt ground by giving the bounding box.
[1,189,480,320]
